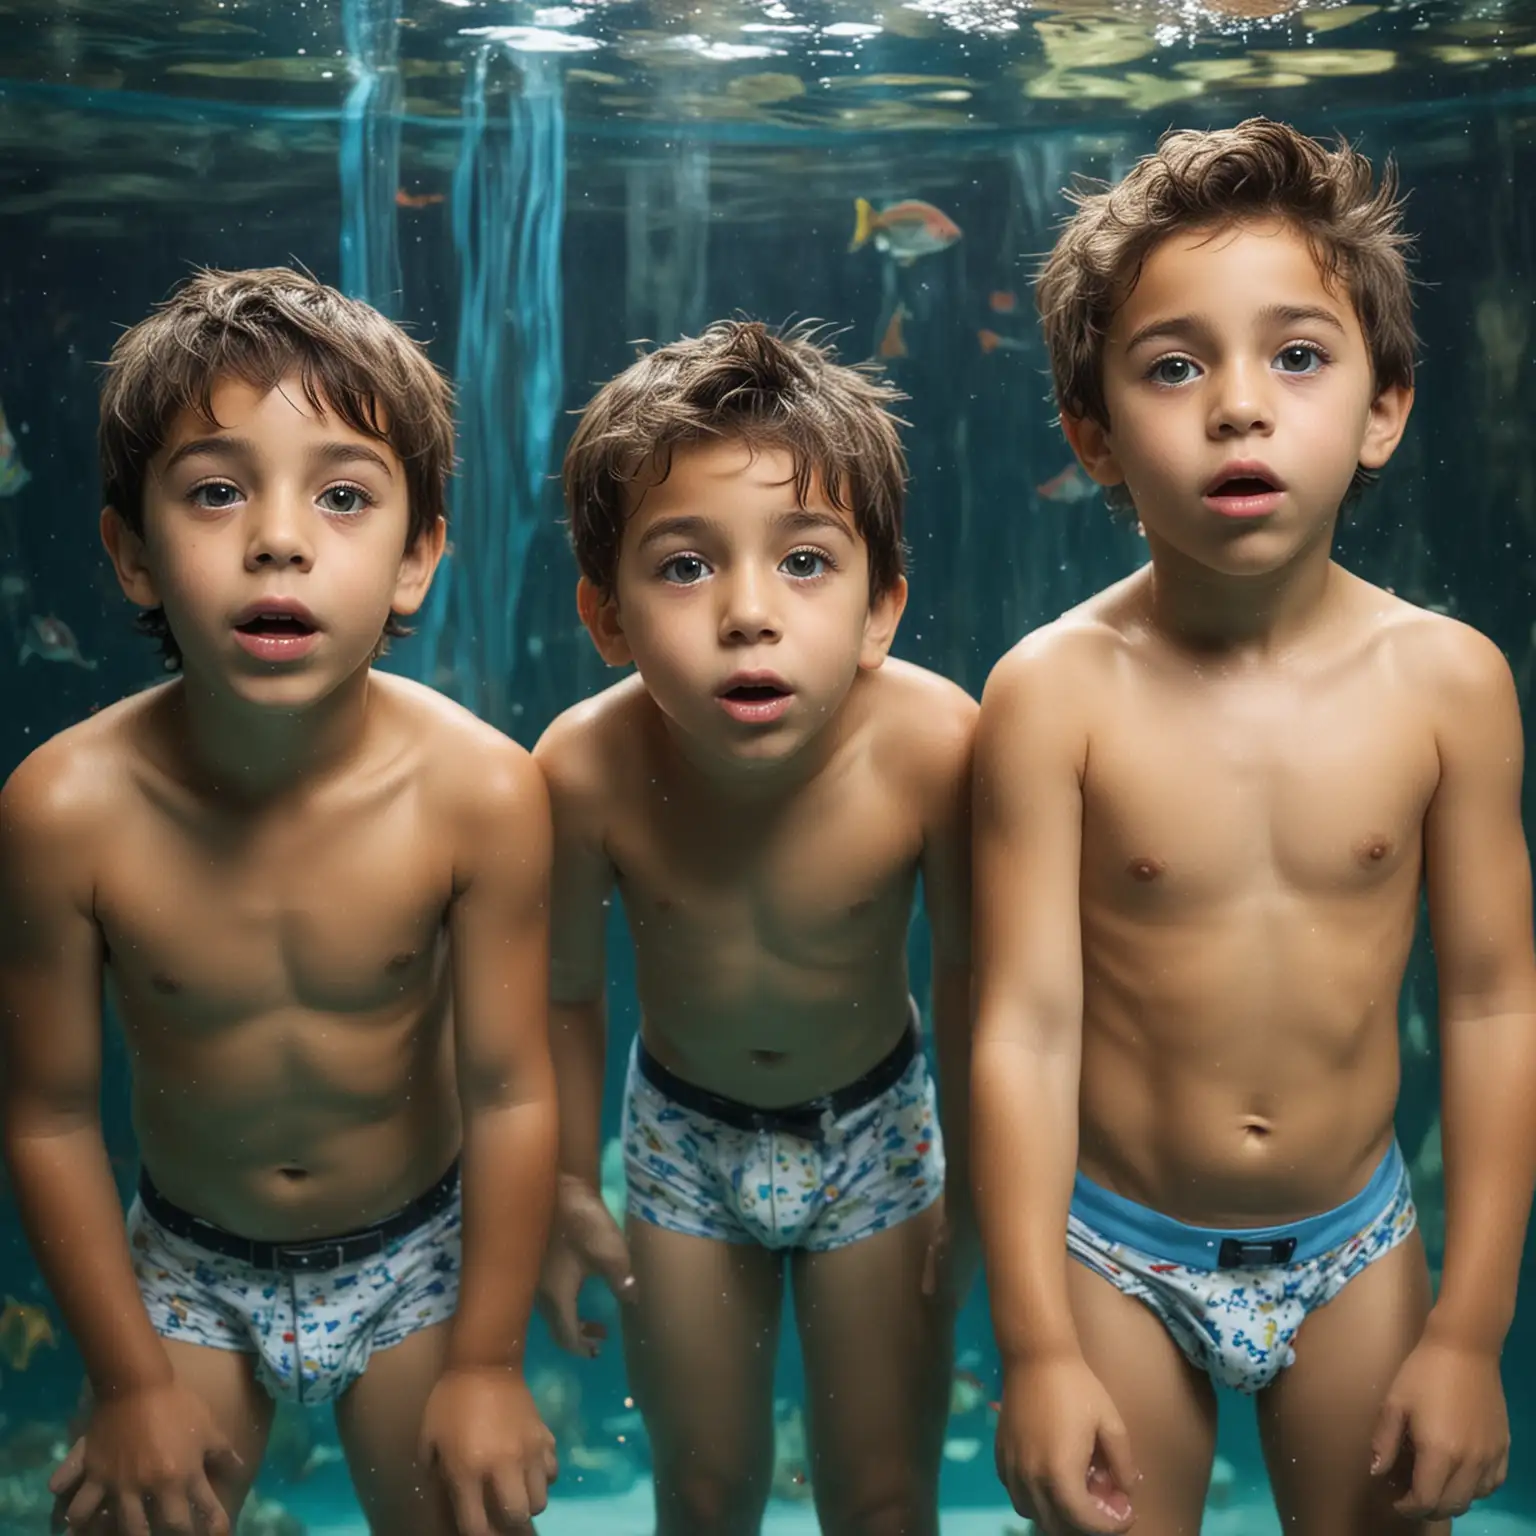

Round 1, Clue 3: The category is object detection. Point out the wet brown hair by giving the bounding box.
[563,319,908,600]
[100,266,455,667]
[1036,117,1415,510]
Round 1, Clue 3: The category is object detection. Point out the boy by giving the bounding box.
[533,320,976,1536]
[973,118,1536,1534]
[0,268,558,1536]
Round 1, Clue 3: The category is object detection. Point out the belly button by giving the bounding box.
[277,1166,309,1181]
[750,1049,786,1068]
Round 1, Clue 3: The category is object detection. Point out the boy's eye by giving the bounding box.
[1275,343,1324,375]
[660,554,709,585]
[319,484,372,515]
[781,549,829,580]
[189,480,242,510]
[1149,355,1199,386]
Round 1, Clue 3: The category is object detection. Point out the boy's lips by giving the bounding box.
[717,670,794,725]
[231,597,321,662]
[1203,460,1285,520]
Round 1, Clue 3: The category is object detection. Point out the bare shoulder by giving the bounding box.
[0,687,163,860]
[863,658,977,780]
[1370,591,1517,713]
[376,672,543,823]
[533,672,654,812]
[983,592,1128,716]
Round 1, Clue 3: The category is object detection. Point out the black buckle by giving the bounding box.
[1217,1235,1297,1269]
[269,1240,351,1272]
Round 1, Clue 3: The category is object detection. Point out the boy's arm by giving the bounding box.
[1369,623,1536,1518]
[443,741,559,1372]
[1421,629,1536,1355]
[533,721,616,1192]
[971,642,1089,1364]
[0,758,172,1397]
[974,639,1137,1530]
[916,691,979,1278]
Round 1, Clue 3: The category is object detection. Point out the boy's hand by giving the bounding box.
[1371,1334,1509,1519]
[48,1381,238,1535]
[536,1178,635,1357]
[421,1367,557,1536]
[994,1353,1138,1536]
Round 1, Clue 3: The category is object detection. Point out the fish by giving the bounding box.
[19,613,97,670]
[877,303,909,360]
[0,400,30,498]
[1036,463,1098,504]
[395,189,445,209]
[988,290,1019,314]
[849,198,961,264]
[0,1298,56,1371]
[978,328,1028,355]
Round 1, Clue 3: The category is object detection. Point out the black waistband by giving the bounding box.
[137,1157,461,1274]
[636,1016,919,1139]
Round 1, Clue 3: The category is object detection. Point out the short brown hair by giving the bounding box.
[100,266,455,667]
[1037,117,1415,500]
[563,320,908,599]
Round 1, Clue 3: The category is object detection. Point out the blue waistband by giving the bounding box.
[1070,1141,1407,1271]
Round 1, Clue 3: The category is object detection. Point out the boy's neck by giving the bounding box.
[1142,523,1341,656]
[657,692,853,807]
[168,666,375,803]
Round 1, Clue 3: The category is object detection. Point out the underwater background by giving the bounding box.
[2,0,1536,1530]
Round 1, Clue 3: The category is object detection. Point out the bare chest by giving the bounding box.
[608,785,923,964]
[1082,677,1438,909]
[98,797,452,1024]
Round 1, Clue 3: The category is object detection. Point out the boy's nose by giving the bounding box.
[1208,361,1275,438]
[244,499,315,570]
[719,568,782,644]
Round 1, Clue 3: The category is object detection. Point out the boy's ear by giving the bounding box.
[576,577,634,667]
[391,515,447,618]
[1359,381,1413,471]
[1061,413,1126,490]
[859,573,908,672]
[100,506,161,608]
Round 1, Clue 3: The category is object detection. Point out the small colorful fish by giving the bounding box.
[978,328,1030,356]
[19,613,96,669]
[0,400,30,499]
[988,290,1019,314]
[849,198,961,264]
[0,1298,56,1371]
[877,303,909,360]
[395,188,445,209]
[1036,463,1098,505]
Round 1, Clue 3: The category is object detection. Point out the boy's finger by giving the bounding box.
[118,1494,153,1536]
[446,1471,492,1536]
[488,1467,532,1531]
[190,1474,231,1536]
[1056,1460,1133,1535]
[63,1480,106,1532]
[150,1484,195,1535]
[1369,1403,1406,1476]
[1395,1446,1452,1519]
[1095,1419,1140,1509]
[48,1439,86,1496]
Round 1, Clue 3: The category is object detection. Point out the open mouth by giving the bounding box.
[236,612,316,637]
[723,682,788,702]
[1210,475,1278,498]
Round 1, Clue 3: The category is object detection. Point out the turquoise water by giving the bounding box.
[2,0,1536,1529]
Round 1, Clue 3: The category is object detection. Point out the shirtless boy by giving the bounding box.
[973,120,1536,1534]
[0,269,558,1536]
[533,320,976,1536]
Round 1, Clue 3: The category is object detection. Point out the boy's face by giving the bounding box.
[579,438,905,769]
[1066,219,1412,576]
[104,375,443,707]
